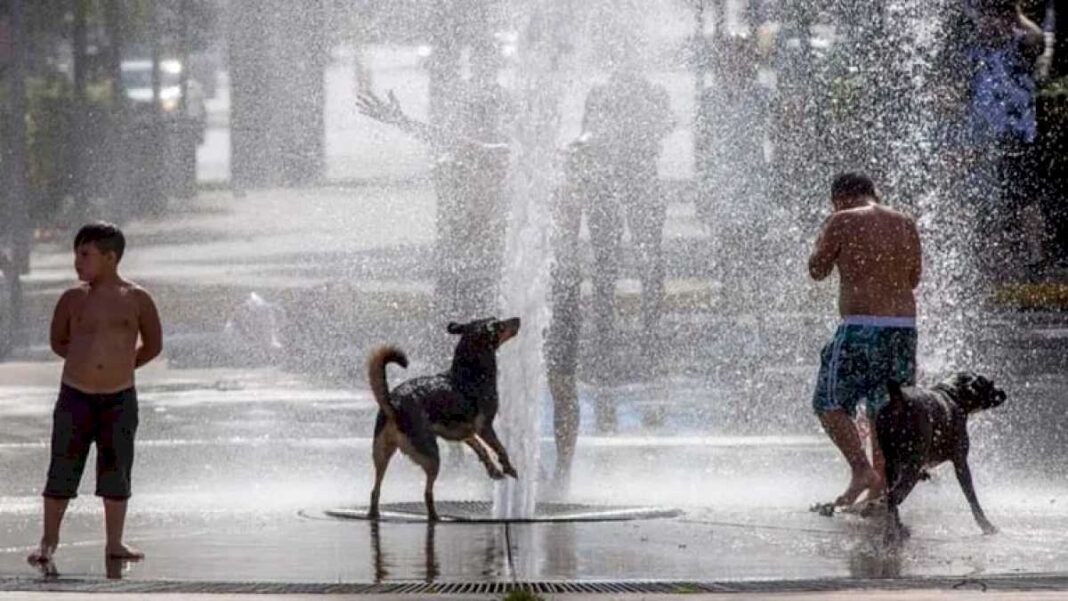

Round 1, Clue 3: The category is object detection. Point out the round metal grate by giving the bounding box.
[323,500,682,523]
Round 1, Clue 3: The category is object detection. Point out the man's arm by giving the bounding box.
[809,214,841,281]
[356,90,439,146]
[49,291,73,358]
[356,90,508,153]
[135,289,163,368]
[907,219,923,290]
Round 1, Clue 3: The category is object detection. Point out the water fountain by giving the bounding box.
[3,0,1068,589]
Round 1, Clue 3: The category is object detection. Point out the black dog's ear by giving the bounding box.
[447,322,464,335]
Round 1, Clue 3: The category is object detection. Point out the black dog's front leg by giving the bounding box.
[885,463,924,543]
[480,425,518,478]
[953,456,997,534]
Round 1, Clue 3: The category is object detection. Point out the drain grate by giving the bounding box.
[323,500,683,523]
[3,575,1068,595]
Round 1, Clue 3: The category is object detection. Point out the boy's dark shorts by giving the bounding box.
[44,384,139,500]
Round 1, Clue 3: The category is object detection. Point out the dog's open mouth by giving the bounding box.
[992,387,1007,406]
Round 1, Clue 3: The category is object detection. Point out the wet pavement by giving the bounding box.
[1,358,1068,590]
[2,183,1067,593]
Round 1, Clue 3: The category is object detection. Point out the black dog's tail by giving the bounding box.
[368,346,408,422]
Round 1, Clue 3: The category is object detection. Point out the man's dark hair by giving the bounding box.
[974,0,1018,16]
[831,172,877,200]
[74,221,126,262]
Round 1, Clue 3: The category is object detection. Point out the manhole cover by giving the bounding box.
[323,500,682,523]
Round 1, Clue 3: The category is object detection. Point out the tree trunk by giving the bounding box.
[8,0,32,276]
[72,0,89,219]
[3,0,31,353]
[228,0,281,189]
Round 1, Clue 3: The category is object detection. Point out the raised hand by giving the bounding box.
[356,90,407,127]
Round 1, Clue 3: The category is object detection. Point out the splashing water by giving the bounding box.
[493,1,575,519]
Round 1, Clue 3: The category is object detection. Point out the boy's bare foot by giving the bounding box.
[835,468,878,507]
[105,544,145,561]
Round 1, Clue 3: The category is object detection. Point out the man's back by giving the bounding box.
[831,204,921,317]
[582,71,673,167]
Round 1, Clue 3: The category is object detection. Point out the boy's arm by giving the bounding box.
[49,291,74,358]
[134,289,163,368]
[808,214,841,281]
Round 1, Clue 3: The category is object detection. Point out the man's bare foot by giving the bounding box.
[27,539,56,565]
[105,544,144,561]
[27,542,58,577]
[864,482,887,503]
[835,468,878,507]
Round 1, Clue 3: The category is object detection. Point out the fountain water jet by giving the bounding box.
[493,1,576,519]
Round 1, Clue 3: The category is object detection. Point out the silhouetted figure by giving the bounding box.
[767,2,821,221]
[545,65,673,482]
[580,67,673,423]
[357,68,512,330]
[545,138,593,486]
[694,35,771,290]
[1021,0,1068,267]
[955,0,1045,275]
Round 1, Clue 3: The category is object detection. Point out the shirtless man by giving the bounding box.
[28,222,162,574]
[808,173,922,508]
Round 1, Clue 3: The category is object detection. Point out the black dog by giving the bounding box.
[367,317,520,521]
[876,372,1006,539]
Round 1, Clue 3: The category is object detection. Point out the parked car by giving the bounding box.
[121,58,207,143]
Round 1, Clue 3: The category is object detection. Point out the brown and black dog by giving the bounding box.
[367,317,520,521]
[876,372,1007,540]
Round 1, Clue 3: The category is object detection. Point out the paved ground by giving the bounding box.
[2,353,1067,588]
[2,180,1067,593]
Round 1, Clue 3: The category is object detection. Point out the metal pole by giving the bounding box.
[694,0,706,178]
[104,0,126,107]
[177,0,196,197]
[179,0,190,115]
[150,1,162,114]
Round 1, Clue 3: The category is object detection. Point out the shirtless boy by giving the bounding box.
[808,173,922,508]
[28,222,162,571]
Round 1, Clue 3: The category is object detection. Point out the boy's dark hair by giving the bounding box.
[74,221,126,262]
[831,172,878,200]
